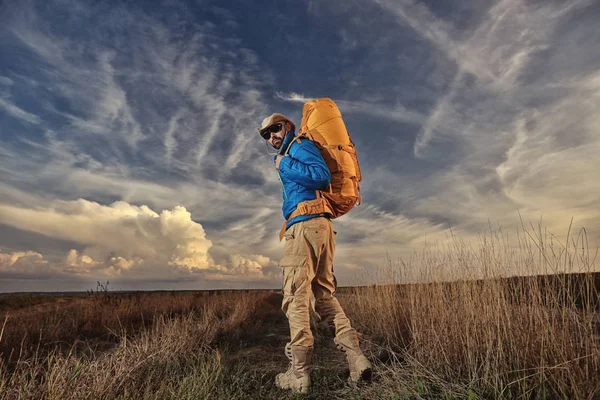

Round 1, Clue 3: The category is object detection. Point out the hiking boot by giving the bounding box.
[335,330,372,382]
[275,345,313,393]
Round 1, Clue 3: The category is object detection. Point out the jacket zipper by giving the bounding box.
[278,173,288,200]
[278,137,291,200]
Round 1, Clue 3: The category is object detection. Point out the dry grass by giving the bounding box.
[0,291,274,399]
[0,288,243,363]
[342,222,600,399]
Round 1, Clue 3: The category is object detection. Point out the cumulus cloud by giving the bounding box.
[0,249,46,268]
[0,200,214,273]
[62,249,143,276]
[227,253,279,278]
[0,249,49,278]
[105,256,144,276]
[65,249,98,269]
[0,199,279,281]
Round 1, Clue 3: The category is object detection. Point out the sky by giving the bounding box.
[0,0,599,292]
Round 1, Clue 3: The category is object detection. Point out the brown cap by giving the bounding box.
[257,113,296,135]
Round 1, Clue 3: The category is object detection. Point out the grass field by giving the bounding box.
[1,225,599,399]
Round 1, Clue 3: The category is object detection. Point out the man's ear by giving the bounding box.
[285,121,292,132]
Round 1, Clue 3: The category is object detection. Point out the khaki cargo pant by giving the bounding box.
[280,217,355,348]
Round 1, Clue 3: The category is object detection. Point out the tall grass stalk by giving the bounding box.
[345,222,600,398]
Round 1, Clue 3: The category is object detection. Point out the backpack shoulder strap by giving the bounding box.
[283,136,304,157]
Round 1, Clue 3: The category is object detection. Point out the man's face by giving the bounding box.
[262,121,290,150]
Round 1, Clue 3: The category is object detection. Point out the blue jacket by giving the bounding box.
[276,131,331,230]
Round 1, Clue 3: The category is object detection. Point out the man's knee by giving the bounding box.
[286,296,315,347]
[314,296,341,316]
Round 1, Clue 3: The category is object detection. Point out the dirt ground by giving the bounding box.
[228,294,391,399]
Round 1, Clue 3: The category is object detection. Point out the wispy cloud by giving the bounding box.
[4,0,271,172]
[368,0,600,242]
[276,92,424,125]
[276,92,312,103]
[0,97,42,125]
[0,77,13,86]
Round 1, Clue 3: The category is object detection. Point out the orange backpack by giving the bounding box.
[279,98,362,240]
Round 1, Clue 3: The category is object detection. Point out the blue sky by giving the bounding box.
[1,0,599,292]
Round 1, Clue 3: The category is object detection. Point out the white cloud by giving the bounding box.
[4,0,271,174]
[372,0,459,70]
[227,253,278,278]
[65,249,95,268]
[0,249,49,277]
[63,249,103,274]
[0,249,46,268]
[0,200,215,273]
[276,92,424,125]
[163,110,183,166]
[0,76,13,86]
[105,255,144,276]
[374,0,595,157]
[0,199,280,281]
[0,97,42,125]
[369,0,600,244]
[275,92,312,103]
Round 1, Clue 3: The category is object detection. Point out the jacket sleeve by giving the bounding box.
[278,140,331,190]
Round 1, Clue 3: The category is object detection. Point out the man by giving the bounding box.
[258,113,372,394]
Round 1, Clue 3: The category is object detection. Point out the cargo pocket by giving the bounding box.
[282,231,295,255]
[280,255,307,293]
[280,255,308,315]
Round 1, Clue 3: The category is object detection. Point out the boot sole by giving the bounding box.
[359,366,372,382]
[275,374,310,393]
[349,366,372,383]
[350,356,373,382]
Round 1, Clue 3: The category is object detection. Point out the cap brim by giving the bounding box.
[257,116,295,135]
[258,126,272,135]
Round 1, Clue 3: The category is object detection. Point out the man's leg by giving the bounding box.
[281,260,314,348]
[276,222,316,393]
[312,219,373,382]
[311,220,353,338]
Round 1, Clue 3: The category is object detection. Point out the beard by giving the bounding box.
[271,133,285,149]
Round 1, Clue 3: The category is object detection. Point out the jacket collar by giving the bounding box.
[279,130,296,155]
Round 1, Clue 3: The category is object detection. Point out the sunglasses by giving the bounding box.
[260,123,283,140]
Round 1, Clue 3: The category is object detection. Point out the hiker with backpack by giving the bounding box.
[257,98,372,393]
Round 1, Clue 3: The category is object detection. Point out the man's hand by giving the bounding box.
[275,154,286,171]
